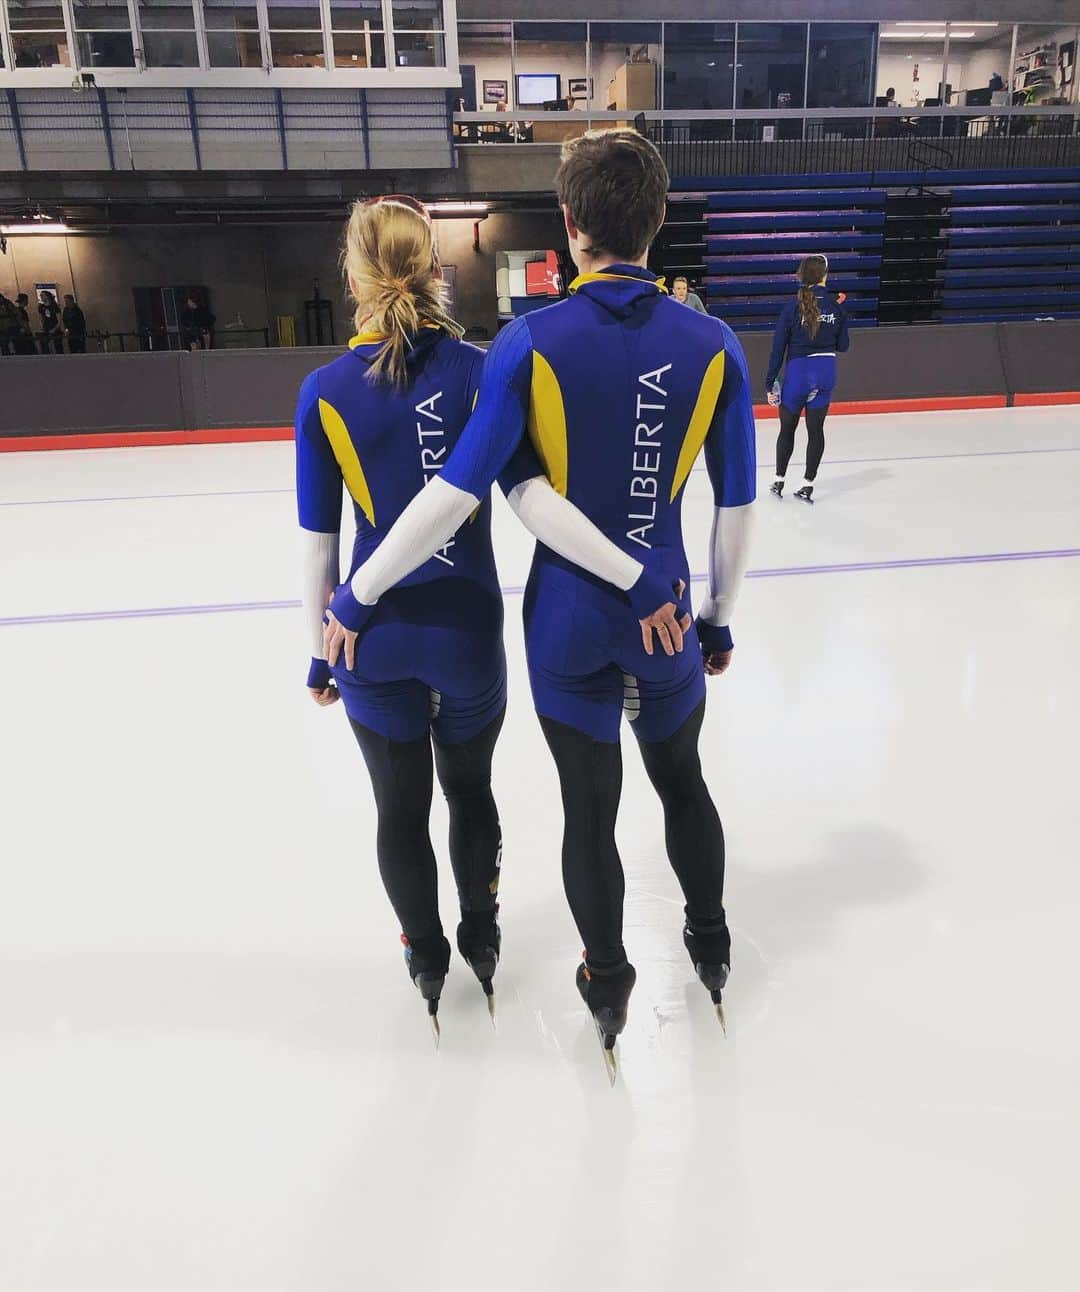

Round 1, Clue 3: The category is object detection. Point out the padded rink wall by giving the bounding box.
[1,320,1079,449]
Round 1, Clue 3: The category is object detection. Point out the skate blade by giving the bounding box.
[594,1020,618,1086]
[486,990,496,1028]
[430,1012,441,1050]
[715,1001,727,1035]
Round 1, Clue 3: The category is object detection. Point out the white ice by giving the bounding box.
[1,407,1079,1292]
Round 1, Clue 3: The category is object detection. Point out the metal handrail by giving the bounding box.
[454,105,1080,124]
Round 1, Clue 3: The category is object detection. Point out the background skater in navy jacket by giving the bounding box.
[765,255,849,504]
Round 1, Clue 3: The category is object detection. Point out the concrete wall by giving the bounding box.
[0,211,566,342]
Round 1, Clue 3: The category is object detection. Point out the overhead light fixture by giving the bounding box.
[424,201,490,215]
[0,221,72,234]
[948,32,976,39]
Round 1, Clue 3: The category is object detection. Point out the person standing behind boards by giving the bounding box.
[181,295,216,350]
[63,294,87,353]
[672,275,708,313]
[0,292,20,355]
[14,294,38,353]
[38,290,63,354]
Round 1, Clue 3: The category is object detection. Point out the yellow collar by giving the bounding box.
[568,271,668,295]
[348,321,443,349]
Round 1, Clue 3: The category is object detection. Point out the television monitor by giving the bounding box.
[516,73,561,106]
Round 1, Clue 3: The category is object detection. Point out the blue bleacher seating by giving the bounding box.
[681,165,1080,330]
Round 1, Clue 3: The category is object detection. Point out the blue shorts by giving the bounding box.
[331,579,506,744]
[528,652,705,744]
[781,354,837,413]
[522,552,705,743]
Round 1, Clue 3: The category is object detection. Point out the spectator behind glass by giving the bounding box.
[885,86,897,106]
[181,295,216,350]
[63,294,87,353]
[38,290,63,354]
[672,275,708,313]
[14,293,38,353]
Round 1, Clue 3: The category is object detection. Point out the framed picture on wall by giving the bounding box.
[483,79,508,104]
[568,77,591,101]
[35,282,60,304]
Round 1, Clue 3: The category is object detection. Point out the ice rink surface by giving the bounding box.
[2,406,1079,1291]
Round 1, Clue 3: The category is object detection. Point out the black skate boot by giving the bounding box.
[457,906,501,1023]
[769,480,784,499]
[401,931,451,1046]
[683,916,731,1033]
[576,954,637,1085]
[793,484,814,504]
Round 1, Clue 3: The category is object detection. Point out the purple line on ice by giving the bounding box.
[2,548,1078,629]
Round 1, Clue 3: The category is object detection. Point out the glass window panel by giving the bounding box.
[138,1,195,30]
[940,22,1013,107]
[392,0,442,32]
[206,28,262,65]
[73,0,132,32]
[1015,23,1078,105]
[332,30,385,66]
[512,22,586,110]
[269,31,325,66]
[331,0,383,32]
[458,21,511,111]
[394,30,444,67]
[590,22,660,111]
[142,29,198,64]
[7,0,66,30]
[808,23,876,108]
[203,0,259,31]
[663,23,735,111]
[76,31,136,65]
[265,1,322,32]
[736,23,808,110]
[877,23,947,106]
[13,34,73,65]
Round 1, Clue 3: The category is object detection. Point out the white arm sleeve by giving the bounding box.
[697,503,755,628]
[506,476,644,592]
[349,476,480,606]
[301,528,340,657]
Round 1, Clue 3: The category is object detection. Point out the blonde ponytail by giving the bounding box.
[343,195,463,386]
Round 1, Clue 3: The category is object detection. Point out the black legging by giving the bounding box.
[539,700,726,969]
[776,404,827,482]
[348,708,504,942]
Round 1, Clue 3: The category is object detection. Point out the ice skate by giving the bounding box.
[401,932,451,1046]
[457,907,501,1024]
[576,956,637,1085]
[683,918,731,1033]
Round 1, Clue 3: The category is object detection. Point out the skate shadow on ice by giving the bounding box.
[736,821,927,957]
[814,465,892,498]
